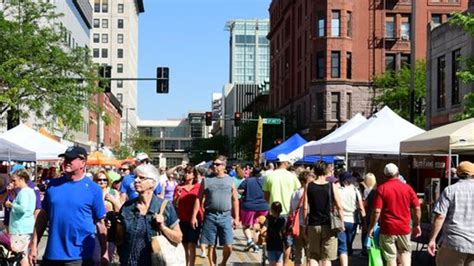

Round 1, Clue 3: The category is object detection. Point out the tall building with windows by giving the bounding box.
[427,1,474,128]
[89,0,144,141]
[226,19,270,84]
[268,0,467,139]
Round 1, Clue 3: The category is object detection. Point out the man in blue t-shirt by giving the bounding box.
[29,146,108,265]
[119,152,162,203]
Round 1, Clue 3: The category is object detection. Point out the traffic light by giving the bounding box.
[234,112,241,126]
[156,67,169,93]
[205,112,212,126]
[98,65,112,93]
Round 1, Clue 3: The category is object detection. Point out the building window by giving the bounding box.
[93,33,100,43]
[331,51,341,78]
[347,11,352,37]
[117,49,124,58]
[346,93,352,118]
[93,48,100,58]
[117,63,123,73]
[93,19,100,28]
[94,1,100,12]
[331,11,340,37]
[400,15,410,40]
[452,49,461,105]
[316,52,325,79]
[432,14,442,28]
[437,56,446,109]
[118,19,124,29]
[331,92,341,120]
[101,48,108,58]
[385,15,395,38]
[102,19,108,28]
[346,52,352,79]
[401,54,411,68]
[117,93,123,103]
[117,34,124,44]
[317,12,325,37]
[118,3,124,13]
[316,93,324,120]
[101,34,108,43]
[385,54,396,72]
[117,80,123,88]
[102,1,108,13]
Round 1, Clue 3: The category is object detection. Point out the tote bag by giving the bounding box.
[368,237,383,266]
[150,199,186,266]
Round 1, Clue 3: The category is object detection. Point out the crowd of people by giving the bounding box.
[0,146,473,266]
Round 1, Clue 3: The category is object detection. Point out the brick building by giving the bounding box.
[268,0,467,139]
[88,93,122,148]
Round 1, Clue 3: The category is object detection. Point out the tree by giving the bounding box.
[0,0,101,131]
[112,130,154,159]
[449,12,474,120]
[373,60,426,127]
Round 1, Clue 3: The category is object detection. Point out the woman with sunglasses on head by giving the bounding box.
[116,164,182,266]
[173,165,202,266]
[93,169,121,263]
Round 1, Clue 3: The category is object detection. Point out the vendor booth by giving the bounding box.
[0,124,67,161]
[0,139,36,161]
[263,134,333,164]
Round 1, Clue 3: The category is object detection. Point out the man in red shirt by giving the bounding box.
[368,163,421,266]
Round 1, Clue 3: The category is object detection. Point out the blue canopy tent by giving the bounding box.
[263,134,334,164]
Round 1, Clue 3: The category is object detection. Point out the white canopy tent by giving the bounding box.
[0,139,36,161]
[304,106,425,157]
[289,113,367,162]
[0,124,67,161]
[400,118,474,184]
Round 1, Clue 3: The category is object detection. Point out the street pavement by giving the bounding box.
[36,228,434,265]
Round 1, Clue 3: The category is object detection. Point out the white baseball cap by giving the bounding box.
[277,154,291,163]
[135,152,149,162]
[384,163,399,177]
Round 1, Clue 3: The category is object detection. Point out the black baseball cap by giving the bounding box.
[58,146,88,159]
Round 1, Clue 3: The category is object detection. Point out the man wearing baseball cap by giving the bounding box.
[29,146,108,265]
[428,161,474,265]
[119,152,162,203]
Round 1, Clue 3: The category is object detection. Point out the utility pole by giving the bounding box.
[409,0,417,123]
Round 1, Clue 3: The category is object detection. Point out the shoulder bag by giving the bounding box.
[150,199,186,266]
[353,187,364,225]
[285,191,304,237]
[328,182,343,231]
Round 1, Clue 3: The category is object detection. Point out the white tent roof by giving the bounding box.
[0,139,36,161]
[292,113,367,161]
[0,124,67,161]
[400,118,474,154]
[305,106,425,156]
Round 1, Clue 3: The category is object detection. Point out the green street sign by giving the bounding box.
[262,118,282,125]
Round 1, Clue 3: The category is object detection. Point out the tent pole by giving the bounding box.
[448,148,452,186]
[345,151,349,171]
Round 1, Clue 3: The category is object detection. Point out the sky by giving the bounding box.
[137,0,271,120]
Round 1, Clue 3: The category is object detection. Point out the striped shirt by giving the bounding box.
[434,179,474,254]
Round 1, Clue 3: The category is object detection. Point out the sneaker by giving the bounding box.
[252,244,260,253]
[199,250,207,258]
[244,241,255,251]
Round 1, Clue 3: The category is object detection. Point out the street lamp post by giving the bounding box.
[125,107,136,146]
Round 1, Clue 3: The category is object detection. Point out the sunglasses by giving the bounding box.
[136,175,153,181]
[120,168,129,171]
[96,178,108,183]
[213,162,223,167]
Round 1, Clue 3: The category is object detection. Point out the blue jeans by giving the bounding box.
[337,222,358,256]
[200,210,234,246]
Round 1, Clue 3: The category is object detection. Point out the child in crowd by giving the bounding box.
[261,201,286,266]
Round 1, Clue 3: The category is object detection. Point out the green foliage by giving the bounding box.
[373,60,426,127]
[189,135,230,164]
[112,130,153,160]
[449,12,474,120]
[0,0,101,132]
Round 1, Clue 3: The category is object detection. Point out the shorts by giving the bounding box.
[200,210,234,246]
[10,234,31,254]
[307,225,337,261]
[180,221,201,244]
[337,222,357,255]
[240,209,268,227]
[267,250,284,263]
[379,234,411,262]
[293,226,308,265]
[436,246,474,266]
